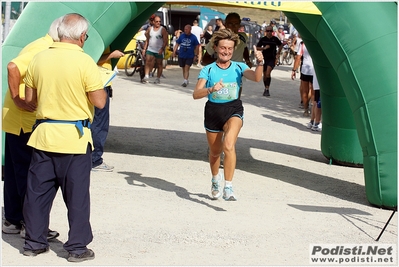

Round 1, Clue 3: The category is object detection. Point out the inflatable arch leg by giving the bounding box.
[284,12,364,167]
[287,2,397,208]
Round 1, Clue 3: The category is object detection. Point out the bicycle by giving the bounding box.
[124,39,145,78]
[278,40,295,66]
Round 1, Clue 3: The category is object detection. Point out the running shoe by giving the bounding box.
[211,173,224,199]
[2,220,21,234]
[223,186,237,201]
[67,249,95,262]
[92,162,114,172]
[23,247,49,257]
[312,123,322,132]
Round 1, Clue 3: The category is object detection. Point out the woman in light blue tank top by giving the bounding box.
[193,29,264,201]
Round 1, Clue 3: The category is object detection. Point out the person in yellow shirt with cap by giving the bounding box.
[2,16,63,240]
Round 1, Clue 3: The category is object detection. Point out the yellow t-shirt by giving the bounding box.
[101,46,112,69]
[98,66,115,87]
[24,42,104,154]
[2,34,54,135]
[98,46,113,87]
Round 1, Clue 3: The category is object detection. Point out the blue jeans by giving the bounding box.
[91,86,111,168]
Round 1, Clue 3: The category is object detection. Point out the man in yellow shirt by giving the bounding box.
[2,16,62,240]
[23,13,106,262]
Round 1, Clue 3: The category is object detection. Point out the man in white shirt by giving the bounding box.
[142,15,168,84]
[191,20,203,68]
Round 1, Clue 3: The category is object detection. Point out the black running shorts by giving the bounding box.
[204,99,244,132]
[300,73,313,83]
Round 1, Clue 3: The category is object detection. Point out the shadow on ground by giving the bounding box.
[120,171,226,212]
[106,125,368,207]
[1,231,68,260]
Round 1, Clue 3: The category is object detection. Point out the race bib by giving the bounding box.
[210,82,239,103]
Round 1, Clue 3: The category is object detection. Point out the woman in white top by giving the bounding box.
[291,41,314,116]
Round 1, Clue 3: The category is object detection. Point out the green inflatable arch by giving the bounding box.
[1,2,397,208]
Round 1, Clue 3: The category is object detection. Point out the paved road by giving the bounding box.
[2,63,397,266]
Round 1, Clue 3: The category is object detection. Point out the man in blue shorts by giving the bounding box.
[172,24,200,87]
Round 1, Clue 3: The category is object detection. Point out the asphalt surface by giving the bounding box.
[2,63,397,266]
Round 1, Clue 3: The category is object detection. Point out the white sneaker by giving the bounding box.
[306,121,314,129]
[92,162,114,172]
[2,220,21,234]
[211,173,224,199]
[312,123,322,132]
[223,186,237,201]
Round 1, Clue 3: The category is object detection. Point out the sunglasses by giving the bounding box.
[85,33,89,41]
[266,30,273,32]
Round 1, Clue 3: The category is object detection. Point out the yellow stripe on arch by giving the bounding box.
[166,1,322,16]
[212,1,321,15]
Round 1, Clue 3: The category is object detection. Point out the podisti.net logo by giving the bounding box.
[309,244,397,265]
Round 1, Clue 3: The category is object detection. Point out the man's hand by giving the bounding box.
[13,96,36,112]
[291,70,297,80]
[97,50,125,65]
[253,45,264,65]
[109,50,124,59]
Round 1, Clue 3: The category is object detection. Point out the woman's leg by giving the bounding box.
[310,85,316,121]
[222,117,243,182]
[206,130,224,199]
[301,80,310,116]
[206,131,223,176]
